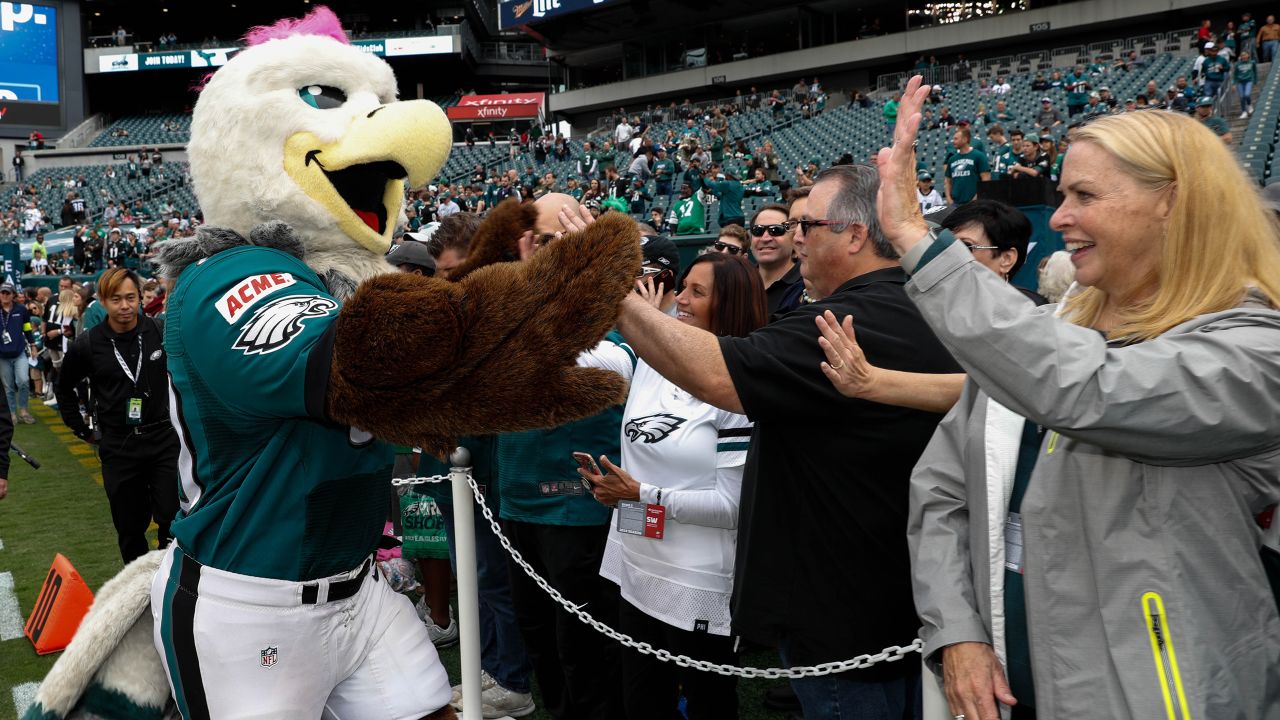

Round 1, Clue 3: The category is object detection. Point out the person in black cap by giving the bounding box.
[638,234,680,316]
[386,240,437,277]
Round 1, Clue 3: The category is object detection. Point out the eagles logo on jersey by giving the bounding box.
[624,413,687,443]
[232,294,337,356]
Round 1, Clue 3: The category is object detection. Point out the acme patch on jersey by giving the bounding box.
[217,272,298,323]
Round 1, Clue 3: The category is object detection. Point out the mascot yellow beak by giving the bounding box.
[283,99,451,254]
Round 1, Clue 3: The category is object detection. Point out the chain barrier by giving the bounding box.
[391,472,923,678]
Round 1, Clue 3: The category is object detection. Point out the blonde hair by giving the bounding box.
[1064,111,1280,340]
[57,289,79,321]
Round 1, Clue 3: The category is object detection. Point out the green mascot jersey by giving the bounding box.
[165,246,392,581]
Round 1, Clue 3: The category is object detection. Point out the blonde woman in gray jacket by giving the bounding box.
[820,76,1280,720]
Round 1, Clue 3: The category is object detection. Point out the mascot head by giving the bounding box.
[188,6,451,283]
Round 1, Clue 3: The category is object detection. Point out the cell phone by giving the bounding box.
[572,452,601,490]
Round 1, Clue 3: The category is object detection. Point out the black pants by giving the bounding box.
[504,519,621,720]
[619,599,739,720]
[99,426,180,564]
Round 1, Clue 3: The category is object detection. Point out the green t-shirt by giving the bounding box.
[652,158,675,182]
[1203,56,1230,82]
[165,246,391,580]
[497,332,633,526]
[672,196,706,235]
[567,186,585,201]
[945,148,990,204]
[883,99,899,121]
[698,177,745,223]
[1235,59,1257,83]
[710,136,726,163]
[81,301,107,332]
[594,150,616,172]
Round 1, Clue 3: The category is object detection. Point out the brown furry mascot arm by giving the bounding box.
[327,211,641,457]
[443,198,529,282]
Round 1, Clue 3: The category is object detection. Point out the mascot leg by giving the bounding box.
[23,551,173,720]
[151,545,453,720]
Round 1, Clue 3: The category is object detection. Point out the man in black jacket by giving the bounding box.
[56,268,178,563]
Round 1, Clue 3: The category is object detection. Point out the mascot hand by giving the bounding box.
[327,212,642,456]
[444,198,533,282]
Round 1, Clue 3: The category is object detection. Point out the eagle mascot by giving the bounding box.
[23,6,638,720]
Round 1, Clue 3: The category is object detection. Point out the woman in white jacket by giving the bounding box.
[822,77,1280,720]
[578,251,767,720]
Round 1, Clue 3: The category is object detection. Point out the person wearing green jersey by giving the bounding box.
[652,146,676,196]
[1200,44,1230,99]
[1235,49,1257,117]
[1065,68,1090,116]
[709,128,726,164]
[695,166,746,228]
[986,125,1017,180]
[883,92,901,137]
[576,140,599,179]
[669,182,707,235]
[944,127,991,205]
[594,140,617,180]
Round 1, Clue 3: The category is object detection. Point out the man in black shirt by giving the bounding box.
[56,268,179,563]
[749,204,802,315]
[615,165,961,720]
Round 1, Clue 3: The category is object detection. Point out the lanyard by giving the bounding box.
[110,335,144,388]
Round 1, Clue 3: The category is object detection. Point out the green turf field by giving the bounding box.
[0,404,795,720]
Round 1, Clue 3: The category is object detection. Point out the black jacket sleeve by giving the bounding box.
[55,332,93,439]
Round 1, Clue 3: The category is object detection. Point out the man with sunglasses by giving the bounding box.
[613,164,961,720]
[749,204,802,315]
[713,224,750,257]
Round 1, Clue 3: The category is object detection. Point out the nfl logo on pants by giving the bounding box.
[260,646,278,668]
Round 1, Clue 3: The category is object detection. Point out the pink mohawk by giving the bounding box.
[243,5,349,47]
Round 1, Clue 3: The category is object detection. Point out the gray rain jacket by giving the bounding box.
[905,239,1280,720]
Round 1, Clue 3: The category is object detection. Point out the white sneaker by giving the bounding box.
[42,397,58,406]
[1241,111,1250,119]
[427,608,459,648]
[480,684,535,718]
[451,670,497,707]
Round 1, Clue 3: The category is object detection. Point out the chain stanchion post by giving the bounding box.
[449,447,482,719]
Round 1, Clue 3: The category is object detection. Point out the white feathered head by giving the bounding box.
[188,6,451,282]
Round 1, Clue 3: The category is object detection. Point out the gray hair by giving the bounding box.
[813,164,897,260]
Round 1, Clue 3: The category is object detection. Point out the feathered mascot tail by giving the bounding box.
[22,551,173,720]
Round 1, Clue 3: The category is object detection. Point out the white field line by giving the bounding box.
[0,571,24,641]
[11,681,38,718]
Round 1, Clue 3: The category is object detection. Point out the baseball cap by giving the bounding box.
[917,171,933,181]
[1205,42,1216,49]
[639,235,680,276]
[0,282,15,293]
[385,240,436,272]
[404,222,440,244]
[1040,97,1052,103]
[1197,96,1215,107]
[922,204,955,227]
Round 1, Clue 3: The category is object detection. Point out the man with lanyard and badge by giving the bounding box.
[56,268,179,563]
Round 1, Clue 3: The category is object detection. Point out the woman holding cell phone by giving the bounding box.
[575,250,767,720]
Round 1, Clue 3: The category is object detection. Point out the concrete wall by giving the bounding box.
[549,0,1209,114]
[21,145,189,176]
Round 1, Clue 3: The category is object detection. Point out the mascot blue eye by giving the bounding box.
[299,85,347,110]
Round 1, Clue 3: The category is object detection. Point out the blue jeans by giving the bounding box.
[1264,40,1279,63]
[1202,79,1222,100]
[0,354,28,415]
[1239,81,1255,112]
[440,494,533,694]
[781,639,921,720]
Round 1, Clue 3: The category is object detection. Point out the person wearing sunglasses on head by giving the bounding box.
[711,224,750,258]
[748,204,802,315]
